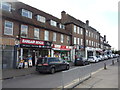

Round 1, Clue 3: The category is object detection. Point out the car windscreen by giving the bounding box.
[37,58,48,64]
[76,58,82,60]
[88,57,94,59]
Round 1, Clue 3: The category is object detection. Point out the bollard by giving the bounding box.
[112,60,114,65]
[104,63,107,70]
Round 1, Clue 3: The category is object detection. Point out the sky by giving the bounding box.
[18,0,119,50]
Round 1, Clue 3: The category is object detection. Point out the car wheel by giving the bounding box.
[50,68,55,74]
[66,65,69,70]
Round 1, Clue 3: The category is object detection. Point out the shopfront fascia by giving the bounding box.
[51,44,73,61]
[16,38,52,66]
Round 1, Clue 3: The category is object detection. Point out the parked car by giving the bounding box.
[74,57,90,66]
[36,57,70,74]
[96,55,102,61]
[88,56,99,62]
[99,55,104,61]
[103,55,108,60]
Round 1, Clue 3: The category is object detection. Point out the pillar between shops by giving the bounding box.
[51,49,54,57]
[20,48,23,60]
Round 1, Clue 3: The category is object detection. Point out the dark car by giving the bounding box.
[74,57,90,66]
[36,57,70,74]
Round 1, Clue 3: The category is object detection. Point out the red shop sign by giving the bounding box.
[20,38,44,45]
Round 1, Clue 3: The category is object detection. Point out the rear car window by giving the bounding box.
[88,57,94,59]
[37,58,48,64]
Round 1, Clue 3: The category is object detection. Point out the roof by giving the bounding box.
[1,2,70,35]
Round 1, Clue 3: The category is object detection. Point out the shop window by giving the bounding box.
[4,20,13,35]
[44,30,49,41]
[34,28,39,39]
[21,25,28,38]
[0,2,11,12]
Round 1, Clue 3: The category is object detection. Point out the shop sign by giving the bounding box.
[20,38,44,45]
[52,44,71,50]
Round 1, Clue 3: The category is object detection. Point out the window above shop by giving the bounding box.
[0,2,11,12]
[73,25,77,33]
[61,34,64,43]
[44,30,49,41]
[50,20,57,27]
[37,15,46,23]
[4,20,13,35]
[74,37,76,44]
[34,28,39,39]
[53,32,56,41]
[59,23,65,29]
[21,25,28,38]
[21,9,32,19]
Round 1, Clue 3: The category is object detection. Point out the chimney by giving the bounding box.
[61,11,67,23]
[86,20,89,26]
[104,35,106,41]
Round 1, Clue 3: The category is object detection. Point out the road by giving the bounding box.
[2,58,117,88]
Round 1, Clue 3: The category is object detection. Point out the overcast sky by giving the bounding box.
[18,0,119,50]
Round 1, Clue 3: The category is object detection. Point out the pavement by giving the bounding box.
[75,61,118,89]
[2,61,74,80]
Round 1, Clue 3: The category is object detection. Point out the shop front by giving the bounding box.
[16,38,52,66]
[51,44,72,61]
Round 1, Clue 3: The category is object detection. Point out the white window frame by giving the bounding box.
[74,25,77,33]
[81,39,83,45]
[4,20,13,35]
[67,36,70,44]
[53,32,56,41]
[86,40,88,45]
[37,15,46,23]
[61,34,64,43]
[21,25,28,38]
[77,27,80,34]
[81,28,83,35]
[1,2,11,12]
[77,38,80,45]
[74,37,76,44]
[34,28,39,39]
[50,20,57,27]
[44,30,49,41]
[22,9,32,19]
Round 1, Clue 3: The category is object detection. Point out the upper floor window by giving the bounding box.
[44,30,49,41]
[61,34,64,43]
[59,23,65,29]
[50,20,57,27]
[89,31,91,37]
[77,38,80,45]
[34,28,39,39]
[74,25,77,33]
[77,27,80,34]
[4,20,13,35]
[89,40,91,46]
[37,15,46,23]
[21,9,32,19]
[86,40,88,45]
[67,36,70,44]
[21,25,28,38]
[74,37,76,44]
[0,2,11,12]
[81,28,83,35]
[53,32,56,41]
[86,30,88,36]
[81,39,83,45]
